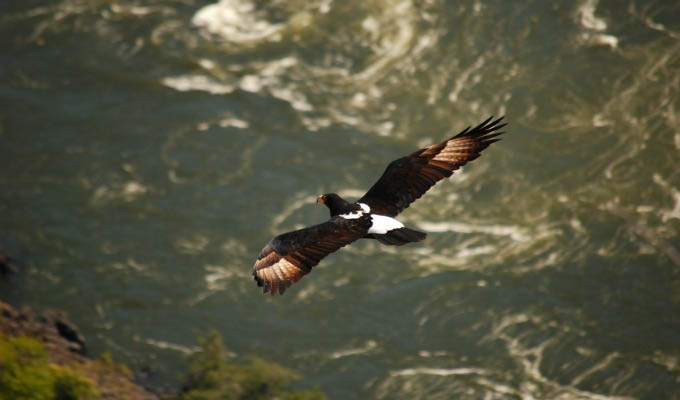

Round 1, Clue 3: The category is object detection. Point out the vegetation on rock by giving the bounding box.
[0,299,329,400]
[174,331,327,400]
[0,334,99,400]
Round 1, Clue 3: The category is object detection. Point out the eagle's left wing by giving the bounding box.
[253,214,372,295]
[358,116,506,217]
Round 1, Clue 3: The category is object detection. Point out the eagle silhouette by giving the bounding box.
[253,116,507,295]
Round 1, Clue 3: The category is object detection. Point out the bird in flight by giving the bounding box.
[253,116,507,295]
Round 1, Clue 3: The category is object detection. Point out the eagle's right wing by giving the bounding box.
[358,116,506,217]
[253,214,372,295]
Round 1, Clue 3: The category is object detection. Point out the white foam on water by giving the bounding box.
[455,245,495,258]
[192,0,282,43]
[239,75,262,92]
[417,350,448,357]
[653,173,680,222]
[162,75,235,94]
[110,3,152,16]
[390,367,490,377]
[576,0,618,49]
[269,190,319,234]
[173,234,210,255]
[139,337,200,355]
[448,56,485,103]
[475,313,638,400]
[633,6,680,40]
[203,264,248,290]
[578,0,607,31]
[237,57,315,111]
[187,0,433,136]
[270,87,313,111]
[417,221,530,242]
[163,55,312,115]
[330,340,378,359]
[580,32,618,49]
[90,181,149,205]
[219,117,249,129]
[111,258,150,272]
[355,0,416,83]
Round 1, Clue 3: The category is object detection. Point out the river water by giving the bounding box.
[1,0,679,398]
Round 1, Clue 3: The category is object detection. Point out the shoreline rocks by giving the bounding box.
[0,299,159,400]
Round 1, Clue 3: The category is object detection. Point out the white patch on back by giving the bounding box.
[341,203,371,220]
[368,215,404,234]
[340,211,363,219]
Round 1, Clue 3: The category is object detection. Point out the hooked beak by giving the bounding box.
[316,195,326,204]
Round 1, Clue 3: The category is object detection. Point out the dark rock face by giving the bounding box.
[43,309,87,354]
[0,250,16,276]
[0,250,85,354]
[0,248,160,399]
[0,301,86,356]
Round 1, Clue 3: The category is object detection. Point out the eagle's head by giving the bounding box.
[316,193,352,216]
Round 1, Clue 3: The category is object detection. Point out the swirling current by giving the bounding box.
[1,0,679,398]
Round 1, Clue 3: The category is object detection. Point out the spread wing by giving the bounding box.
[358,116,506,217]
[253,214,372,295]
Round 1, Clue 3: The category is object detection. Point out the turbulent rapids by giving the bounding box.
[1,0,679,398]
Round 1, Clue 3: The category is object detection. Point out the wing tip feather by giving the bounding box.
[454,116,505,138]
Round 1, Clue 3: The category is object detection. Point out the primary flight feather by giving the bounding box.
[253,116,507,295]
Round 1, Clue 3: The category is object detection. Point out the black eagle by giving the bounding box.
[253,116,507,295]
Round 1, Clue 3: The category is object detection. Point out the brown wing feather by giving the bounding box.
[358,116,506,217]
[253,214,372,295]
